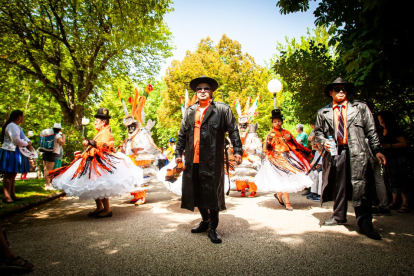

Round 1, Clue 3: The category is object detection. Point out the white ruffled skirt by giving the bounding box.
[255,154,312,193]
[52,152,143,200]
[157,159,183,196]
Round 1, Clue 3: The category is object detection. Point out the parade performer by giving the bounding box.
[49,108,143,218]
[255,109,313,211]
[175,75,242,244]
[230,97,262,197]
[166,138,176,162]
[118,86,162,205]
[315,77,386,240]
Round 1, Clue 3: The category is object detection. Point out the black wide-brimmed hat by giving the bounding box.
[189,75,219,92]
[324,77,355,98]
[94,108,111,119]
[271,109,283,120]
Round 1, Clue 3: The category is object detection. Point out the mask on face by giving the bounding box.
[128,124,137,134]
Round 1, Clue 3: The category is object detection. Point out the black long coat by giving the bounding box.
[175,99,242,211]
[314,100,382,207]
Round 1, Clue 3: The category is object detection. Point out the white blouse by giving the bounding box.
[1,122,30,151]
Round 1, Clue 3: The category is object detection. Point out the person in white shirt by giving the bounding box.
[43,123,65,190]
[0,110,32,204]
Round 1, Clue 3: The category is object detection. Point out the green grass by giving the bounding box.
[0,178,60,216]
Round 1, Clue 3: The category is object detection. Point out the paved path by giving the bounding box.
[3,182,414,275]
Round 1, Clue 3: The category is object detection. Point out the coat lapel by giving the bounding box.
[188,105,196,129]
[324,103,334,130]
[346,101,359,129]
[202,101,216,125]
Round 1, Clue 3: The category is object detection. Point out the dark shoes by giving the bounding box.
[191,221,209,233]
[191,221,222,243]
[359,228,381,240]
[87,209,103,217]
[323,218,347,226]
[208,229,222,244]
[379,207,391,216]
[95,211,113,219]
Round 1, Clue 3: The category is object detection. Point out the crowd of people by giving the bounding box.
[0,76,412,271]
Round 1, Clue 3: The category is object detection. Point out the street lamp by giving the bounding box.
[267,79,283,109]
[27,131,34,138]
[81,117,90,138]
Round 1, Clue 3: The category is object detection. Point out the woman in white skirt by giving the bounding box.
[255,109,313,210]
[49,108,143,218]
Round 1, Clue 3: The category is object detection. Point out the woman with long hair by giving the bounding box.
[0,110,32,204]
[378,110,409,213]
[255,109,313,211]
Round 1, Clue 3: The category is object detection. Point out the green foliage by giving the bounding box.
[273,26,344,124]
[161,35,275,142]
[0,0,173,129]
[0,178,58,217]
[276,0,414,135]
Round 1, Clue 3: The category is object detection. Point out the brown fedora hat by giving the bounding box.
[324,77,355,98]
[189,75,219,92]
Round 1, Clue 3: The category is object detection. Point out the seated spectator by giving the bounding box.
[295,124,308,147]
[378,111,409,213]
[0,221,34,272]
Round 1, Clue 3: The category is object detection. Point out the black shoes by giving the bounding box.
[208,229,222,244]
[95,211,113,218]
[191,221,222,243]
[323,218,347,226]
[191,221,209,233]
[378,207,391,216]
[359,228,381,240]
[87,209,103,217]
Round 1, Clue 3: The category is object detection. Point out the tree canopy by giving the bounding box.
[0,0,173,129]
[276,0,414,133]
[159,35,278,141]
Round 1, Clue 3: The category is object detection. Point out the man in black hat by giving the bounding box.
[175,75,242,244]
[314,77,386,240]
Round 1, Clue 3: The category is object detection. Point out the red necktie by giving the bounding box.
[337,105,344,139]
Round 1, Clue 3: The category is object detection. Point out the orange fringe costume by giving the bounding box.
[49,125,144,200]
[254,128,313,193]
[118,85,162,205]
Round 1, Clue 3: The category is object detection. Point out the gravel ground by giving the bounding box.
[2,181,414,276]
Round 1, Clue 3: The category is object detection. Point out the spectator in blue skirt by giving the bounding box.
[0,110,32,204]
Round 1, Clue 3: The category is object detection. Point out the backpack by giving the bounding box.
[38,129,55,152]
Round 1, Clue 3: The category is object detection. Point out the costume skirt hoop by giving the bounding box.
[50,151,143,200]
[255,152,313,193]
[0,148,30,174]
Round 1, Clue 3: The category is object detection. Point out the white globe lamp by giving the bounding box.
[267,79,283,109]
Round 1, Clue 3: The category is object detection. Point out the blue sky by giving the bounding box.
[158,0,319,78]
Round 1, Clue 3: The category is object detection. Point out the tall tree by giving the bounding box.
[276,0,414,132]
[273,27,344,124]
[160,35,275,141]
[0,0,173,129]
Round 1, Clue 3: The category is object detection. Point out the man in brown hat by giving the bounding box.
[175,75,242,243]
[314,77,386,240]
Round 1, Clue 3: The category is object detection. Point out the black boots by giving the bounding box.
[191,221,222,243]
[191,221,209,233]
[208,229,222,244]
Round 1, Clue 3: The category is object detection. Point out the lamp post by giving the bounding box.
[81,117,90,138]
[267,79,283,109]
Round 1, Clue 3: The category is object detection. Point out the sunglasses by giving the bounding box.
[333,87,347,93]
[196,87,211,92]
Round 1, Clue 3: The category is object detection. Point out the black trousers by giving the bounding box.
[193,164,219,229]
[330,146,374,230]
